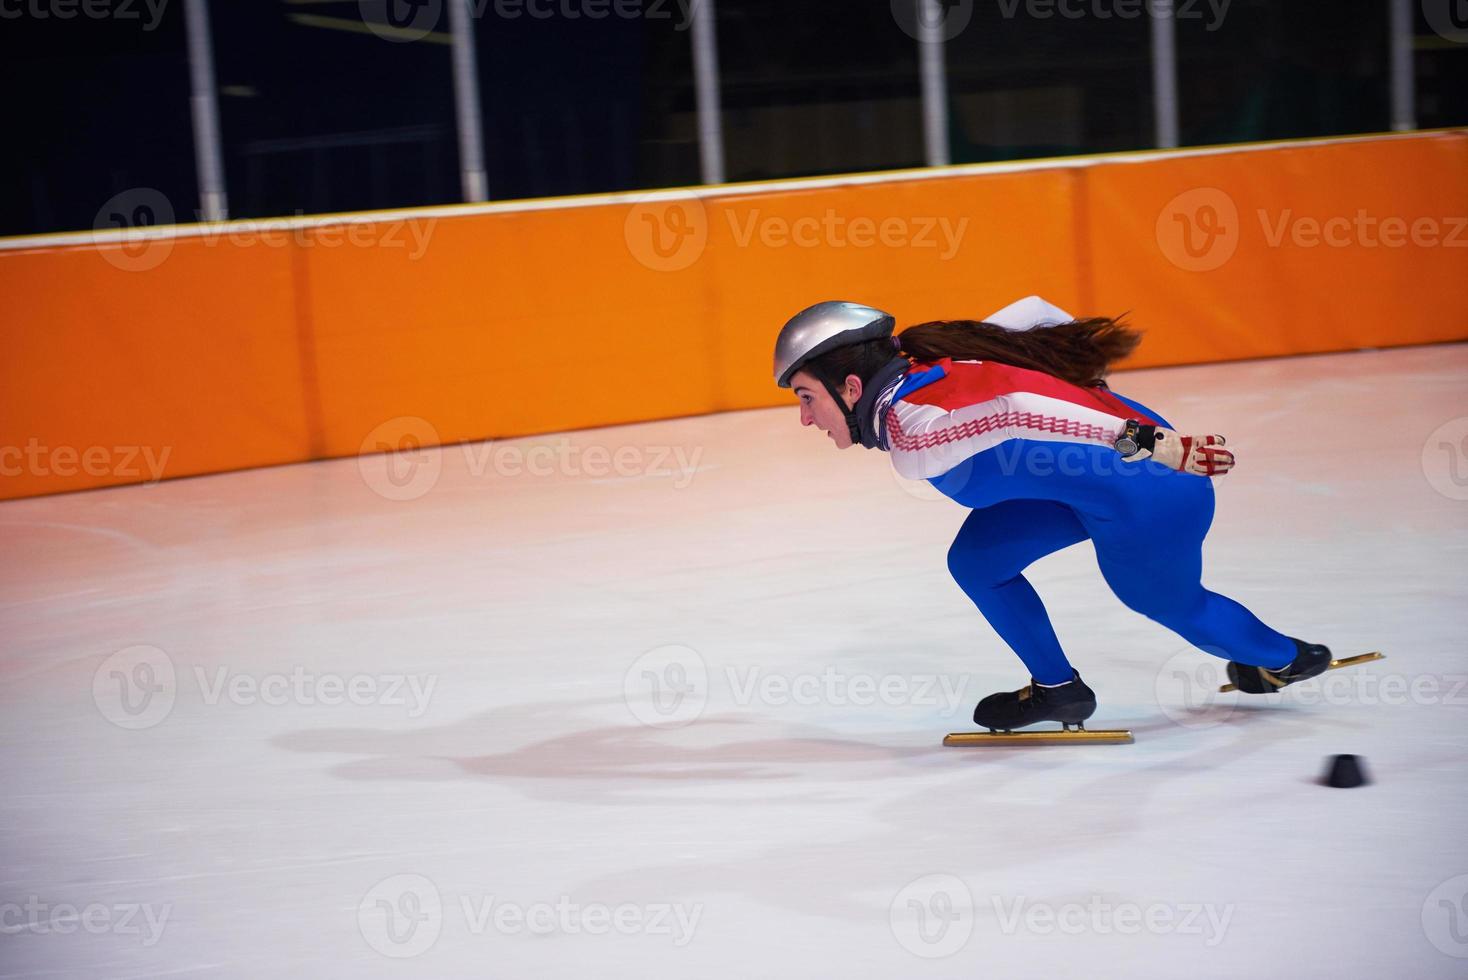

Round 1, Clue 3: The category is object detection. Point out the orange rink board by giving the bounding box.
[2,130,1465,499]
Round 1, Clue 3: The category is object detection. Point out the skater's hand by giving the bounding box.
[1165,433,1234,476]
[1117,423,1235,477]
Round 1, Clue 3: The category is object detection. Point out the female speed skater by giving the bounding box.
[772,296,1336,732]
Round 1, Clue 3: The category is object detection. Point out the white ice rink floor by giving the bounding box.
[2,343,1467,978]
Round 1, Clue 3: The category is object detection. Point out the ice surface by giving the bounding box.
[2,344,1466,978]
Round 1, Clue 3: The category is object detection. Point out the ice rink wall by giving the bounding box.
[3,130,1466,500]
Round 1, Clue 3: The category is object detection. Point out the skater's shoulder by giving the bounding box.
[893,358,1054,410]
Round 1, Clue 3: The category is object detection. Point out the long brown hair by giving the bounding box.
[897,316,1141,387]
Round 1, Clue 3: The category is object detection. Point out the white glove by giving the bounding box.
[1116,421,1235,477]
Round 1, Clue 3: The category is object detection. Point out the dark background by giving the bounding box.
[1,0,1463,236]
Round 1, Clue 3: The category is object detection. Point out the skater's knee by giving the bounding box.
[1106,576,1205,626]
[1138,597,1215,640]
[947,539,1021,591]
[1113,587,1160,619]
[945,537,973,583]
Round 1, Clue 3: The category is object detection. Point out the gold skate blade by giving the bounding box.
[1218,651,1385,693]
[943,729,1133,746]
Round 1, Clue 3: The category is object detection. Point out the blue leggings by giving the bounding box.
[935,393,1296,684]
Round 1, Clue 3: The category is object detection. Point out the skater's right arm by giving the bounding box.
[883,361,1234,481]
[883,363,1132,480]
[1114,421,1236,477]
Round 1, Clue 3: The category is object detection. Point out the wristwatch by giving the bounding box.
[1114,419,1142,457]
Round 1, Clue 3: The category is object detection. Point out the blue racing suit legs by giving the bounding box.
[937,393,1297,684]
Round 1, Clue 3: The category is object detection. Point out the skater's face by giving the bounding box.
[790,370,863,450]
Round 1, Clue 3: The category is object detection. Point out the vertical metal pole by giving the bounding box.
[184,0,228,221]
[448,0,489,201]
[1149,0,1179,149]
[917,0,950,167]
[1388,0,1416,132]
[690,0,725,184]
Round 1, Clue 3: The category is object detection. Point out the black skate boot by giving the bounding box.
[1225,638,1333,694]
[972,671,1097,732]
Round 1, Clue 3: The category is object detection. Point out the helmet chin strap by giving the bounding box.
[820,379,861,444]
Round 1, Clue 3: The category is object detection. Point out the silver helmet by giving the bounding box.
[773,301,896,388]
